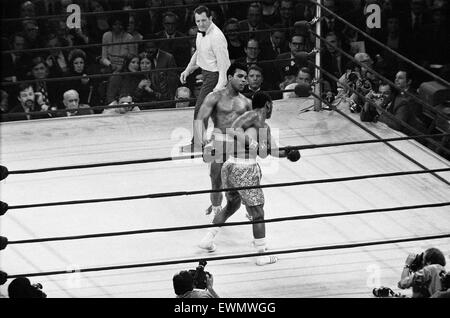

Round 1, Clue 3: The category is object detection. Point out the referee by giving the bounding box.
[180,5,231,152]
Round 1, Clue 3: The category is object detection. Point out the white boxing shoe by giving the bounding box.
[199,235,217,252]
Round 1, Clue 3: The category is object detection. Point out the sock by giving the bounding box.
[254,238,267,253]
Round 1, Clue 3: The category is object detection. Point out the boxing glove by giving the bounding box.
[285,147,301,162]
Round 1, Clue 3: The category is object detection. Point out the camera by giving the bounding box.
[188,260,210,290]
[409,253,424,272]
[372,287,394,297]
[441,272,450,290]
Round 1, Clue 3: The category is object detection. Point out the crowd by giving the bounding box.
[0,1,448,124]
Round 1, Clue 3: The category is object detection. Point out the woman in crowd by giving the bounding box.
[106,54,141,104]
[134,54,161,109]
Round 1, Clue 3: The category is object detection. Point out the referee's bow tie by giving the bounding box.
[198,30,206,37]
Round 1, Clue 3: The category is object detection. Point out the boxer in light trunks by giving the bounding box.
[194,63,252,216]
[199,91,301,265]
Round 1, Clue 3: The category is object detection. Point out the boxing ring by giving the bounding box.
[1,97,449,298]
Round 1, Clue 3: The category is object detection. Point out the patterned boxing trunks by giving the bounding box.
[221,157,264,207]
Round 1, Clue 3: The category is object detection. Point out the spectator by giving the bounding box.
[377,69,426,133]
[155,11,191,67]
[261,0,281,26]
[259,24,289,61]
[223,18,245,63]
[278,0,295,28]
[276,33,314,86]
[127,14,143,43]
[360,82,393,122]
[238,2,271,44]
[21,19,42,49]
[103,94,140,115]
[174,86,193,108]
[64,49,99,108]
[139,0,165,36]
[142,36,178,101]
[283,67,313,99]
[398,247,446,298]
[106,54,141,104]
[134,55,161,108]
[243,64,264,97]
[236,38,275,90]
[4,83,51,121]
[173,270,219,298]
[45,35,70,77]
[321,32,349,93]
[100,13,137,73]
[62,89,93,117]
[28,56,61,110]
[8,277,47,298]
[321,0,344,37]
[87,0,111,44]
[1,33,30,82]
[278,65,299,99]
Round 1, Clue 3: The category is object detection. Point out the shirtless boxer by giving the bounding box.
[194,63,252,216]
[199,91,301,265]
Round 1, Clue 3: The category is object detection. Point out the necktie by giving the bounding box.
[198,30,206,37]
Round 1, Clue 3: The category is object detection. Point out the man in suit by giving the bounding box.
[321,32,348,93]
[2,83,52,122]
[259,24,289,61]
[143,36,179,101]
[155,11,191,68]
[238,2,271,44]
[361,71,425,134]
[235,38,276,90]
[276,33,314,87]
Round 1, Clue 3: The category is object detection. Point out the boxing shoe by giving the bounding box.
[198,239,216,252]
[256,255,278,266]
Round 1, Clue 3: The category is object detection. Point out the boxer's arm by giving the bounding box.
[194,92,219,146]
[229,111,259,150]
[264,125,287,158]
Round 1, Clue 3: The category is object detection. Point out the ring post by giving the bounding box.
[314,0,322,111]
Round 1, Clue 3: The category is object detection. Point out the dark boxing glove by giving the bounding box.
[285,147,301,162]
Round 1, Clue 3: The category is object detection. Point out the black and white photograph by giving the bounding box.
[0,0,449,305]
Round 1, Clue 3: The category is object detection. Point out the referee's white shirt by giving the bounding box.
[188,22,231,90]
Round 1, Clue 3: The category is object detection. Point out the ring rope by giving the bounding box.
[7,201,450,245]
[7,133,450,175]
[303,73,450,187]
[6,168,450,210]
[6,233,450,279]
[309,61,450,157]
[1,25,292,56]
[309,30,449,121]
[309,0,450,87]
[1,0,256,24]
[0,55,294,87]
[334,107,450,187]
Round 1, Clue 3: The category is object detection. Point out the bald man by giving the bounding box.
[63,89,93,116]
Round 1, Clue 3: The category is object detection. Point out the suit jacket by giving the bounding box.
[154,31,191,67]
[238,20,271,43]
[153,49,179,100]
[259,39,289,61]
[321,50,349,93]
[379,89,425,134]
[1,103,53,122]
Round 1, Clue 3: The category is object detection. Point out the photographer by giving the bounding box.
[398,247,447,298]
[360,82,393,122]
[173,270,219,298]
[8,277,47,298]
